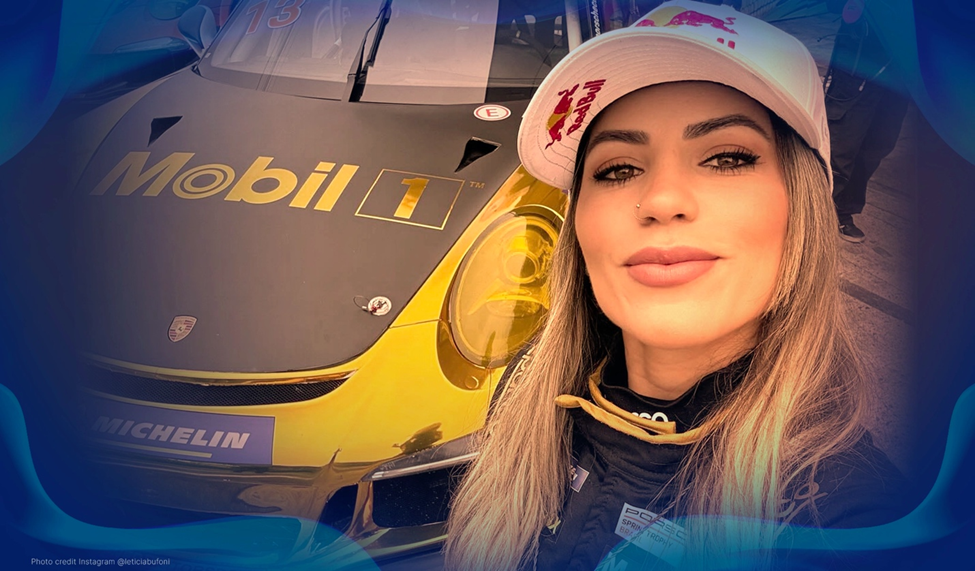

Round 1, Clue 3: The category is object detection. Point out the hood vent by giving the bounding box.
[148,116,182,146]
[455,138,500,172]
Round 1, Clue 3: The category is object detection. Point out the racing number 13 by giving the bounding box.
[395,178,429,219]
[247,0,304,34]
[269,0,304,28]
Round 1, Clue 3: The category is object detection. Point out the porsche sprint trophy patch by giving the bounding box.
[168,315,197,342]
[599,503,686,569]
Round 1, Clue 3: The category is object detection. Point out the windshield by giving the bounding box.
[199,0,576,103]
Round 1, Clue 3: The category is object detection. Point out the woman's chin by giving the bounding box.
[615,313,759,355]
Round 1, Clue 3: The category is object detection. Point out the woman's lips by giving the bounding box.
[624,247,718,287]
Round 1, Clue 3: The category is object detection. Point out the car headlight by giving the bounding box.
[447,206,561,368]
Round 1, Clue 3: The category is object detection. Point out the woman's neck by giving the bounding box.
[621,324,758,400]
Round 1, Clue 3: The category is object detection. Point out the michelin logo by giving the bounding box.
[86,397,274,464]
[92,416,249,449]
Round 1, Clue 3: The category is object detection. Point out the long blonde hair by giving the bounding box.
[445,114,865,570]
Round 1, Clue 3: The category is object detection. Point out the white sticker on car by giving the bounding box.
[474,104,511,121]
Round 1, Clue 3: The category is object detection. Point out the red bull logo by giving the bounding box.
[636,9,738,35]
[545,79,606,149]
[545,84,579,149]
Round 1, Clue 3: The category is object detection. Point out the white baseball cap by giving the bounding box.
[518,0,831,190]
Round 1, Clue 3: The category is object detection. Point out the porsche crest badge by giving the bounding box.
[168,316,197,342]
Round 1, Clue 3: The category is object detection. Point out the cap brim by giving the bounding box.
[518,28,827,190]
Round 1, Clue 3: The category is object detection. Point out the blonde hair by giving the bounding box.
[445,113,865,570]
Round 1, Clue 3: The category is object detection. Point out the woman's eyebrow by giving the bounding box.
[683,114,771,140]
[586,129,649,153]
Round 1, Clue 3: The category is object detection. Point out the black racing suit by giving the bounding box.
[500,344,908,571]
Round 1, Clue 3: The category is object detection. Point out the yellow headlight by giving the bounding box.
[448,207,561,368]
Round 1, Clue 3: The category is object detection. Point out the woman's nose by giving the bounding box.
[633,162,699,224]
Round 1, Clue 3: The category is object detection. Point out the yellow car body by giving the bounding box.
[82,167,566,558]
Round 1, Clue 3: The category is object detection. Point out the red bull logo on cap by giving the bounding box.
[545,84,578,149]
[636,8,738,35]
[545,79,606,149]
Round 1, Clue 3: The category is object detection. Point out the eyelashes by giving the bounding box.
[592,162,642,185]
[701,147,760,173]
[589,148,761,185]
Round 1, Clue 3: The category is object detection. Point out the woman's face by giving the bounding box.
[575,81,789,353]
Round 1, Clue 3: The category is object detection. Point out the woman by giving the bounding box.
[446,1,905,570]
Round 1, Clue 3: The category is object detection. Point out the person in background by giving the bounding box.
[825,0,910,243]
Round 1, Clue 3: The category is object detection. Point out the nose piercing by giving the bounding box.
[634,203,651,221]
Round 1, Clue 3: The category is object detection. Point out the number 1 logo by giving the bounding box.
[356,170,465,230]
[395,177,429,219]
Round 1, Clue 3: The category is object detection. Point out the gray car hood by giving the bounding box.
[69,70,528,373]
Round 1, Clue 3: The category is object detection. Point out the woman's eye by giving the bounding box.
[593,164,643,184]
[702,149,759,173]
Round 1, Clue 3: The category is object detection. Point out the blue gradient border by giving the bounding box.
[1,0,974,569]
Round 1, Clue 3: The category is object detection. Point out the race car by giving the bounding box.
[69,0,597,561]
